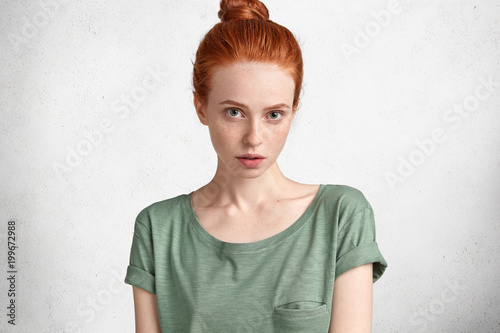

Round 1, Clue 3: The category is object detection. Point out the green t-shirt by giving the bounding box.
[124,184,388,332]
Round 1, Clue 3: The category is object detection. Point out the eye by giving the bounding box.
[268,111,283,120]
[225,108,242,118]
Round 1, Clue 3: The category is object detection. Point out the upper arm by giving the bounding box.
[132,286,161,333]
[328,263,373,333]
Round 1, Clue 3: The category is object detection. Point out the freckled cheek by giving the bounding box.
[268,125,291,152]
[213,123,240,141]
[208,123,240,151]
[264,125,290,142]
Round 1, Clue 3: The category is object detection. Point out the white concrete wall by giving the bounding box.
[1,0,499,332]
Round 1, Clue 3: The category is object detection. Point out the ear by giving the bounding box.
[193,93,208,126]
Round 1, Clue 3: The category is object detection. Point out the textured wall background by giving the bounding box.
[0,0,499,332]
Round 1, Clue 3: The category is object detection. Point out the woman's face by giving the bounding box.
[195,61,296,179]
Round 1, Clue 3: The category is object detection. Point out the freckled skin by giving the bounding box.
[195,61,296,180]
[191,61,317,240]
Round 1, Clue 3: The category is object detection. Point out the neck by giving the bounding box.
[198,160,294,212]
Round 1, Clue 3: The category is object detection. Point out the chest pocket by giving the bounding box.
[272,300,330,332]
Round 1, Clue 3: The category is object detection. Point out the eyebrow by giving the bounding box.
[219,100,291,111]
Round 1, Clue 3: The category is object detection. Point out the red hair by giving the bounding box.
[192,0,303,109]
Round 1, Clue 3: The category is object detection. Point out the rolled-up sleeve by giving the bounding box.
[124,219,156,294]
[335,206,388,283]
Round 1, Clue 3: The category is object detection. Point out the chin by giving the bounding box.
[225,164,269,180]
[218,156,276,178]
[238,170,267,179]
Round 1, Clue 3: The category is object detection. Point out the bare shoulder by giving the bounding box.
[288,182,321,201]
[191,183,218,209]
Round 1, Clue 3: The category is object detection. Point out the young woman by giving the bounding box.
[125,1,388,332]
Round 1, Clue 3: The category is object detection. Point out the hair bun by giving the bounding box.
[218,0,270,22]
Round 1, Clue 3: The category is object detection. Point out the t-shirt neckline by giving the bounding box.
[184,184,326,253]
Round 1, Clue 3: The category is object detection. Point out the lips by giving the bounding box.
[236,154,265,167]
[237,154,264,159]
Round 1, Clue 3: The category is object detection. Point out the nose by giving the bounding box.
[243,120,263,147]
